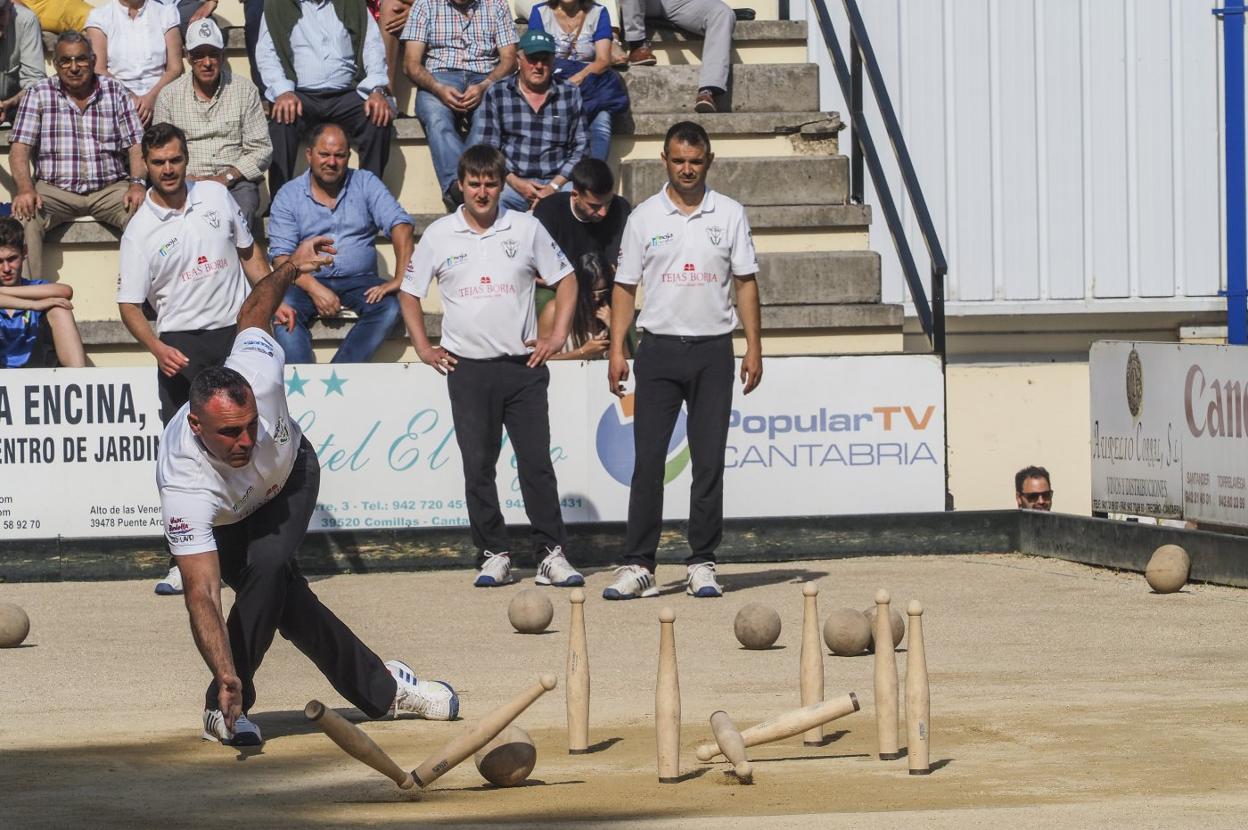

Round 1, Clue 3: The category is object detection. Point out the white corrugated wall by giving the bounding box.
[795,0,1226,315]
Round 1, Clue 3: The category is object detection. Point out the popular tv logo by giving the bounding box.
[595,394,690,486]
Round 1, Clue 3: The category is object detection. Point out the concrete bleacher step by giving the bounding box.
[758,251,881,304]
[620,156,849,207]
[623,63,817,113]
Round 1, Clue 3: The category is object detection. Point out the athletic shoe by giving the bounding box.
[535,546,585,587]
[202,709,263,746]
[385,659,459,721]
[154,564,184,596]
[474,551,513,587]
[686,562,723,598]
[602,564,658,600]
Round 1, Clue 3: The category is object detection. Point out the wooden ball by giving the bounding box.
[0,603,29,648]
[507,589,554,634]
[1145,544,1190,594]
[823,608,871,655]
[733,603,781,649]
[862,605,905,651]
[473,725,536,787]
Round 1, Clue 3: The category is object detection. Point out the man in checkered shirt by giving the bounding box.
[9,30,146,282]
[478,29,587,214]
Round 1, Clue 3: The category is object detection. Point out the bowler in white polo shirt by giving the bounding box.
[399,144,587,590]
[604,120,763,600]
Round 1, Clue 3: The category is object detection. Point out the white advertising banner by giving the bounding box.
[1090,341,1248,526]
[0,354,946,540]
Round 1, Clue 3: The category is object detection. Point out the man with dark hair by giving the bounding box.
[159,236,458,748]
[10,30,146,281]
[1015,466,1053,511]
[0,216,86,368]
[603,120,762,600]
[533,157,630,279]
[117,121,286,596]
[267,121,413,364]
[398,143,586,589]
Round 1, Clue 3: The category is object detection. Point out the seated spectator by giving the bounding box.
[536,250,615,360]
[268,122,413,364]
[1016,465,1053,511]
[154,19,272,229]
[85,0,183,126]
[18,0,90,36]
[479,29,587,213]
[0,216,86,368]
[527,0,628,161]
[0,0,44,127]
[10,31,146,282]
[619,0,735,112]
[401,0,517,210]
[256,0,395,197]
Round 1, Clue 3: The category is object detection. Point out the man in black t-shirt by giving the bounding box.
[533,158,631,270]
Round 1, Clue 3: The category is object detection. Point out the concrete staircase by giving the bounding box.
[10,1,902,365]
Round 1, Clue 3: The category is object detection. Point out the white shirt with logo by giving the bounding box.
[158,328,301,556]
[85,0,181,97]
[116,181,253,335]
[615,185,759,337]
[402,206,573,359]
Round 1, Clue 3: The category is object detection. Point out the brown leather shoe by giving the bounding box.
[694,89,717,113]
[628,43,657,66]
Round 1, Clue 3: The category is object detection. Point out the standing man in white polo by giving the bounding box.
[116,122,290,596]
[398,143,586,590]
[604,120,763,600]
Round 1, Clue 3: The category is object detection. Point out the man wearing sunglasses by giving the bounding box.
[1015,465,1053,511]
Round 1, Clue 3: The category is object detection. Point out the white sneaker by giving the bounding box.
[686,562,723,598]
[474,551,513,587]
[535,546,585,587]
[602,564,659,600]
[386,659,459,720]
[202,709,263,746]
[155,564,184,596]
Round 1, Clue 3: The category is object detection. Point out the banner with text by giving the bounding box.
[0,354,946,540]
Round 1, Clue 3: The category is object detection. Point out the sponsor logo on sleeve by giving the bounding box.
[239,337,275,356]
[166,516,192,541]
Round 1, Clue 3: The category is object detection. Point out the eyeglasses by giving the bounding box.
[189,51,221,64]
[1019,490,1053,502]
[55,55,91,68]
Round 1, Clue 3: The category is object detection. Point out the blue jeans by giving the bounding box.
[415,69,489,196]
[273,274,400,364]
[588,110,612,161]
[500,179,574,213]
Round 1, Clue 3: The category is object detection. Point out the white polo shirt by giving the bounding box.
[402,206,573,359]
[116,181,253,335]
[615,185,759,337]
[85,0,180,97]
[157,328,301,556]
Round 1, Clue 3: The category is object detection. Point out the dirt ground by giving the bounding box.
[2,553,1248,828]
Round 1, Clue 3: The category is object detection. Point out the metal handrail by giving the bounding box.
[808,0,949,356]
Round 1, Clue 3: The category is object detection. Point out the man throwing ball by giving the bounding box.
[159,236,458,747]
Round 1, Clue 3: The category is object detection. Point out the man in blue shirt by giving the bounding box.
[0,216,86,368]
[267,122,414,364]
[255,0,395,197]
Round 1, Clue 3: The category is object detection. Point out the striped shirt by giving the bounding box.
[400,0,517,75]
[478,75,587,181]
[153,71,273,182]
[10,75,142,194]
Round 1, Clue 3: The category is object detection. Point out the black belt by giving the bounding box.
[449,353,531,364]
[644,332,731,344]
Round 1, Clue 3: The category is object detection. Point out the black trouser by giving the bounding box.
[158,326,236,426]
[205,438,397,718]
[624,333,735,571]
[268,88,393,197]
[446,356,567,558]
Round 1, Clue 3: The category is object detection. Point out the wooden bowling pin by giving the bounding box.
[567,588,591,754]
[800,581,825,746]
[873,589,902,760]
[906,600,931,774]
[656,607,681,782]
[695,693,861,762]
[709,711,753,783]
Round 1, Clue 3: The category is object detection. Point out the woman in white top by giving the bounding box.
[528,0,627,161]
[85,0,183,126]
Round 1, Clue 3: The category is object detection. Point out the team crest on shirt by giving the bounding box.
[502,238,518,258]
[274,416,290,445]
[706,225,724,246]
[232,485,255,512]
[203,209,220,229]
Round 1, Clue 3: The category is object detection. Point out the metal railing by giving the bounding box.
[808,0,948,358]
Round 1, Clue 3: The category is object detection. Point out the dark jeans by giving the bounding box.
[243,0,265,89]
[204,438,397,719]
[446,356,567,558]
[623,333,735,570]
[272,274,400,364]
[268,88,393,197]
[157,326,236,425]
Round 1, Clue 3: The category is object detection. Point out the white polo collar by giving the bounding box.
[452,205,514,238]
[143,180,205,222]
[659,183,717,218]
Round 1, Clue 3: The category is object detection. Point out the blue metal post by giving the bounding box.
[1217,4,1248,344]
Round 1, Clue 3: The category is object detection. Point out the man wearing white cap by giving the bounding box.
[155,18,272,229]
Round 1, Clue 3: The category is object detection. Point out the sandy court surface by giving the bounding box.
[2,553,1248,828]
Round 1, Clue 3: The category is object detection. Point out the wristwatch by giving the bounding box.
[224,171,238,186]
[370,85,389,97]
[127,176,145,187]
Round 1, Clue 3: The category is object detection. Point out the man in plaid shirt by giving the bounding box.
[9,31,146,282]
[401,0,517,210]
[478,29,587,213]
